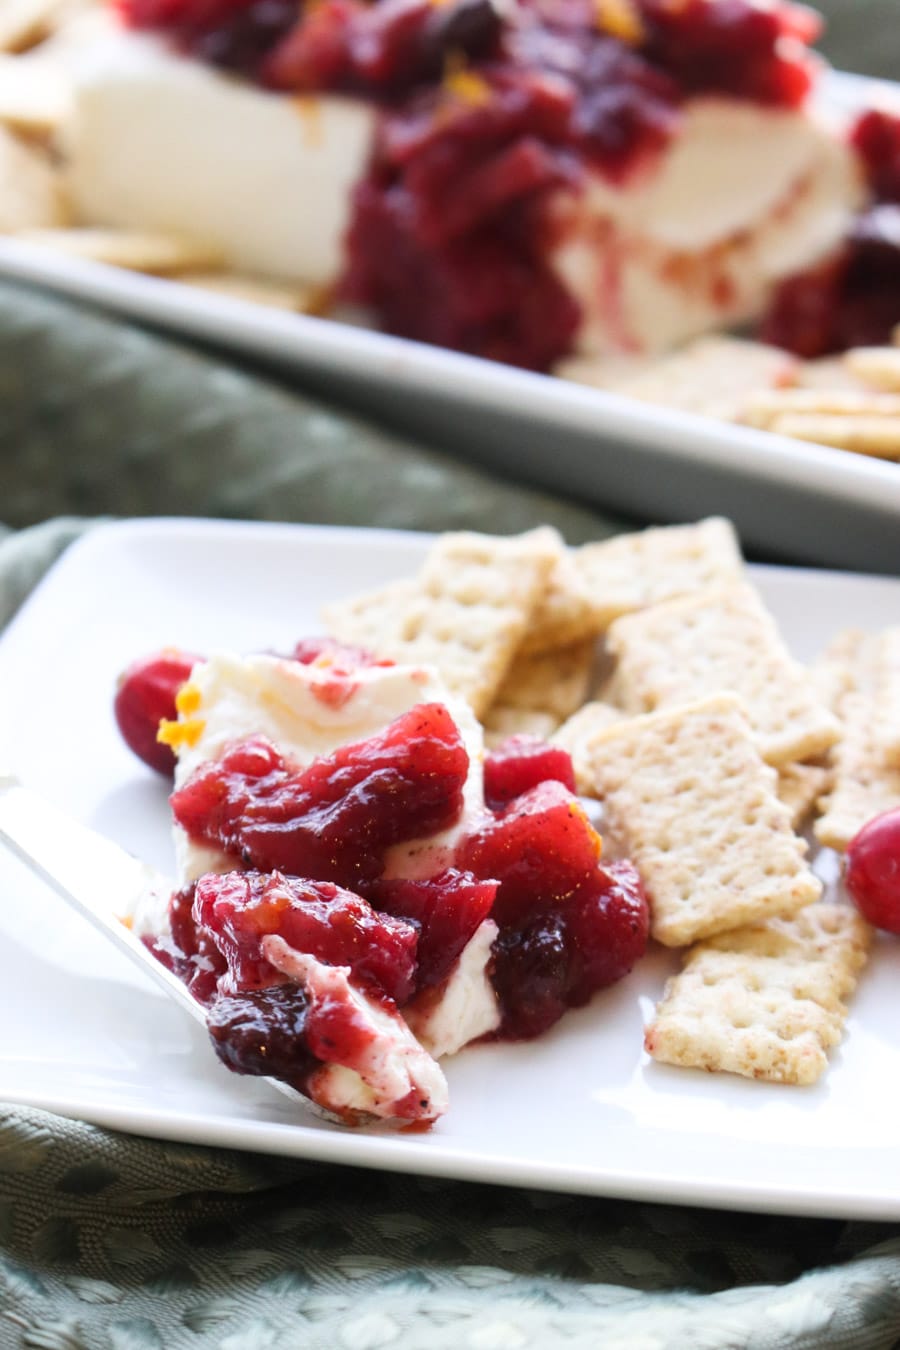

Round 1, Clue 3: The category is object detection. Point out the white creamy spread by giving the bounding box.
[171,651,485,886]
[263,937,449,1121]
[552,98,863,356]
[404,918,501,1058]
[63,31,375,283]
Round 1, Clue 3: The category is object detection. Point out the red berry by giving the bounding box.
[171,704,470,891]
[370,868,497,991]
[194,869,419,1004]
[114,649,200,776]
[483,734,576,811]
[845,807,900,933]
[457,780,604,928]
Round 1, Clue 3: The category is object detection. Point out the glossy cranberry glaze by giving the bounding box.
[483,733,576,810]
[169,703,469,890]
[457,779,605,928]
[193,869,418,1001]
[489,858,649,1038]
[369,868,497,990]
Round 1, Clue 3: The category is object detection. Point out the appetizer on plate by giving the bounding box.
[112,520,899,1126]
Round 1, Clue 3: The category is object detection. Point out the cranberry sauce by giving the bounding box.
[458,777,649,1038]
[193,869,419,1002]
[369,868,497,991]
[761,107,900,356]
[169,703,469,892]
[120,0,819,368]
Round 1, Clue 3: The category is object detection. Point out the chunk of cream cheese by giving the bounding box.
[62,30,375,283]
[404,918,501,1058]
[551,98,863,357]
[169,651,485,887]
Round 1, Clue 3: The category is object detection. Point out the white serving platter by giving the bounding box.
[1,517,899,1220]
[2,73,900,575]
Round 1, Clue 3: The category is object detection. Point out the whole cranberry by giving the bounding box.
[845,807,900,934]
[114,649,200,776]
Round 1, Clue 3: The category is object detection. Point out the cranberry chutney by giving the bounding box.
[116,644,649,1120]
[115,0,875,370]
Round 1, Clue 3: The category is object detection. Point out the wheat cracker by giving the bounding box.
[0,0,60,51]
[605,583,840,766]
[482,708,560,749]
[875,629,900,767]
[0,54,69,137]
[776,763,831,830]
[815,690,900,851]
[740,388,900,429]
[19,227,224,274]
[808,627,877,714]
[521,544,613,654]
[551,700,625,792]
[603,336,798,419]
[0,126,67,232]
[323,530,558,717]
[572,517,745,626]
[645,904,871,1085]
[844,346,900,392]
[177,271,320,313]
[582,693,821,947]
[768,413,900,460]
[487,639,594,724]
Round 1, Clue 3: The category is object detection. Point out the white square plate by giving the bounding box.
[2,73,900,575]
[1,517,900,1219]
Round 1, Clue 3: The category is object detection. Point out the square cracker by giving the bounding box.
[19,227,224,275]
[814,690,900,852]
[645,904,871,1085]
[323,529,558,717]
[0,125,67,232]
[0,0,59,52]
[776,762,831,831]
[582,694,821,947]
[520,545,614,654]
[486,639,594,726]
[605,582,840,766]
[572,517,745,623]
[876,628,900,767]
[551,700,625,793]
[0,54,70,137]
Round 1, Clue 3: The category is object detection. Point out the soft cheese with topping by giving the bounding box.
[59,0,866,368]
[168,651,485,885]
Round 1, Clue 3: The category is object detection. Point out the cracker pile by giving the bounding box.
[323,517,896,1087]
[559,334,900,462]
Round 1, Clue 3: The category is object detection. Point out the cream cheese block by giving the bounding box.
[167,651,486,887]
[63,31,375,283]
[62,29,863,354]
[551,99,863,356]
